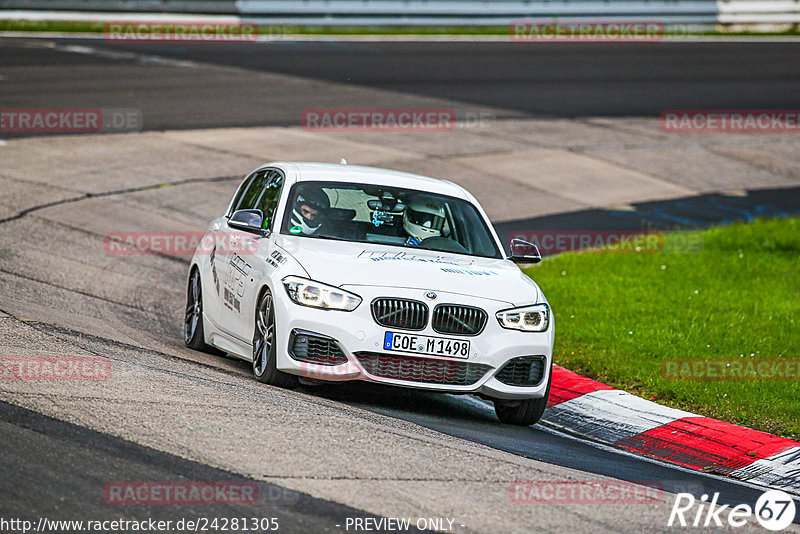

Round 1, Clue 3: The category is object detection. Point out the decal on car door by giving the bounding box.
[266,249,287,270]
[223,253,251,313]
[210,244,220,295]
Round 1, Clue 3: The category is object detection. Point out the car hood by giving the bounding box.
[275,237,541,306]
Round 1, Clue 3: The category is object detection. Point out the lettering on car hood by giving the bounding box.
[277,239,540,305]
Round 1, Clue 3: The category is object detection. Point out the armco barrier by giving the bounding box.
[236,0,717,17]
[718,0,800,26]
[0,0,798,27]
[235,0,719,25]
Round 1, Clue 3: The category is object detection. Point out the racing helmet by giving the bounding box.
[403,197,446,241]
[290,187,330,235]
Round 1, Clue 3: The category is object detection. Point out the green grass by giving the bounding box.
[0,20,509,36]
[0,20,507,35]
[2,20,800,37]
[524,217,800,439]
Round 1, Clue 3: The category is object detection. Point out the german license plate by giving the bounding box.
[383,331,470,359]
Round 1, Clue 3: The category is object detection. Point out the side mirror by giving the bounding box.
[228,209,270,236]
[508,238,542,264]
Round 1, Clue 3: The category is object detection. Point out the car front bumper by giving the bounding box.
[273,285,554,400]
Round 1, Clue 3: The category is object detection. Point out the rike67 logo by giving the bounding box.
[668,490,797,531]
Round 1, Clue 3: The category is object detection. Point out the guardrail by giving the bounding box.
[1,0,798,28]
[718,1,800,25]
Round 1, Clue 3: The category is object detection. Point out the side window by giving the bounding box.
[253,170,284,229]
[226,172,258,218]
[233,170,271,213]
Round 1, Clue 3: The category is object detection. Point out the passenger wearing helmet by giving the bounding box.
[403,198,446,246]
[290,187,330,236]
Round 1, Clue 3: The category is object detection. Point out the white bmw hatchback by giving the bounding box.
[185,162,554,425]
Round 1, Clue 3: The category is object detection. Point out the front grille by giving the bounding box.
[432,304,488,336]
[495,356,547,386]
[289,331,347,366]
[371,298,428,331]
[355,352,490,386]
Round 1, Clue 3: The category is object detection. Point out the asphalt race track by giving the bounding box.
[1,36,799,533]
[0,402,389,531]
[2,39,800,130]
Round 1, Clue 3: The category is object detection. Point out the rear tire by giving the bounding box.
[493,371,552,426]
[184,268,214,352]
[252,288,298,389]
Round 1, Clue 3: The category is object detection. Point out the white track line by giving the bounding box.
[461,395,800,501]
[21,40,201,68]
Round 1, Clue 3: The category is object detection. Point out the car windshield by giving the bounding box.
[280,181,502,259]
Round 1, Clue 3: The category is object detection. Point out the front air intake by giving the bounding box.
[289,330,348,366]
[495,356,547,387]
[355,352,490,386]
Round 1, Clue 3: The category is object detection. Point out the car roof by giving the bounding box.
[267,162,470,200]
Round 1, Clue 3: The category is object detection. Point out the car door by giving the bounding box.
[217,168,284,343]
[203,170,258,331]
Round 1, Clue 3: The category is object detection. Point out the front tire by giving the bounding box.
[252,288,298,389]
[184,268,213,352]
[493,372,552,426]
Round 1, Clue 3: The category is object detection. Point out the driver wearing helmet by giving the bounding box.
[403,198,446,246]
[290,187,330,236]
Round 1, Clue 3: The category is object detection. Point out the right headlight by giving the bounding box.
[282,276,362,312]
[496,303,550,332]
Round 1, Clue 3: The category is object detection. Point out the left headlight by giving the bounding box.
[496,303,550,332]
[282,276,362,311]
